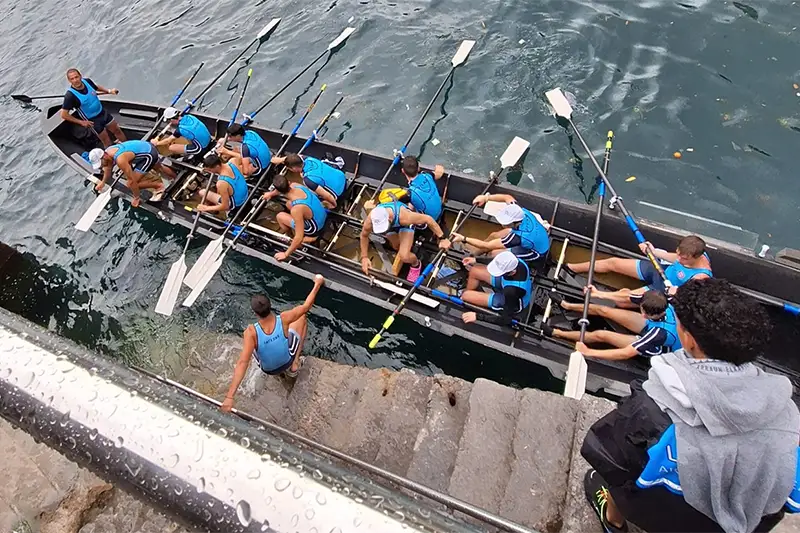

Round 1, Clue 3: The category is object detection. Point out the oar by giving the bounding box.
[368,136,530,349]
[141,61,205,141]
[74,170,123,232]
[181,96,344,307]
[545,87,672,289]
[182,84,328,289]
[369,40,475,201]
[563,131,613,400]
[240,26,355,126]
[154,68,255,317]
[10,94,63,104]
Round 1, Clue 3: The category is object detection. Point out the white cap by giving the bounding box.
[88,148,105,170]
[370,206,390,234]
[487,250,520,277]
[495,203,525,225]
[163,107,180,120]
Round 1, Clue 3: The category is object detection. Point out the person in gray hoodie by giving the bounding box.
[580,277,800,533]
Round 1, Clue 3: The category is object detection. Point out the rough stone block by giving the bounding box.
[448,378,520,513]
[341,367,396,464]
[500,389,579,533]
[406,374,473,492]
[321,365,373,451]
[287,357,350,440]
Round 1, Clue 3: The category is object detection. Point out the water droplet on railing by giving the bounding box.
[115,436,124,448]
[240,437,250,448]
[218,428,228,437]
[274,478,291,492]
[293,486,304,499]
[305,508,315,520]
[236,500,252,527]
[66,436,77,449]
[197,477,206,494]
[316,493,327,506]
[194,440,204,462]
[174,485,183,496]
[353,517,362,527]
[247,469,260,480]
[260,453,271,462]
[291,514,299,527]
[88,428,98,441]
[166,454,179,468]
[312,469,323,480]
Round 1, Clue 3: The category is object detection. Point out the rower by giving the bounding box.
[195,154,248,214]
[262,174,327,262]
[360,198,451,280]
[88,140,174,208]
[218,124,272,178]
[220,275,325,413]
[272,153,346,209]
[61,68,126,148]
[402,156,444,223]
[460,250,533,325]
[154,107,213,158]
[453,193,550,262]
[567,235,713,303]
[544,290,681,361]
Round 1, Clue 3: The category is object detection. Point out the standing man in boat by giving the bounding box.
[459,251,533,325]
[271,153,346,209]
[153,107,213,158]
[61,68,126,148]
[452,193,550,262]
[221,274,325,413]
[402,156,445,223]
[195,154,248,214]
[360,198,451,280]
[88,140,175,208]
[262,174,328,261]
[543,290,681,360]
[218,124,272,179]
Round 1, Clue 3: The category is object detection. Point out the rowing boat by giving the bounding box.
[42,99,800,397]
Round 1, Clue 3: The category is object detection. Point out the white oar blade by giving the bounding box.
[74,190,112,232]
[499,136,530,168]
[563,351,588,400]
[328,27,355,50]
[154,256,187,317]
[545,87,573,119]
[182,254,224,308]
[183,237,224,289]
[257,18,281,40]
[451,40,476,67]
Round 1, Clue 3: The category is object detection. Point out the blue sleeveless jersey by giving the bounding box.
[291,185,327,230]
[664,253,713,287]
[512,208,550,255]
[109,140,153,161]
[219,162,248,209]
[243,130,271,167]
[644,305,682,352]
[498,260,533,307]
[408,172,442,220]
[377,199,408,231]
[68,78,103,119]
[177,115,212,149]
[302,156,346,197]
[252,318,291,371]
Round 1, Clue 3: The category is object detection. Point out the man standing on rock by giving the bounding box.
[221,275,325,413]
[579,278,800,533]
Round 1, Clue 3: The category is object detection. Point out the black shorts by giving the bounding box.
[130,143,160,174]
[89,109,115,134]
[183,139,205,156]
[302,177,338,200]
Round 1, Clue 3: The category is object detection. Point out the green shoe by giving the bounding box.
[584,469,628,533]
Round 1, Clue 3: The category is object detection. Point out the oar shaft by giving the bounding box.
[579,131,613,342]
[171,62,205,106]
[188,38,259,108]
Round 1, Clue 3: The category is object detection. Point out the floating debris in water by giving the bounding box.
[732,1,759,20]
[686,147,694,152]
[526,173,535,183]
[348,16,355,23]
[431,139,440,146]
[793,83,799,89]
[462,168,475,174]
[626,176,636,182]
[332,112,341,119]
[519,39,525,45]
[673,151,682,159]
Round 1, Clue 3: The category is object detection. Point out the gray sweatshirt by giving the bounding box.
[643,350,799,533]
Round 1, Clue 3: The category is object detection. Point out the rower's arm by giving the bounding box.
[240,157,256,177]
[485,193,516,204]
[271,155,287,165]
[433,164,445,180]
[314,187,337,210]
[283,207,308,258]
[224,327,256,402]
[116,154,136,181]
[281,279,323,324]
[461,236,504,251]
[359,219,373,259]
[97,160,114,188]
[153,135,175,147]
[92,82,114,94]
[579,344,639,361]
[60,108,89,126]
[404,211,444,237]
[201,183,231,213]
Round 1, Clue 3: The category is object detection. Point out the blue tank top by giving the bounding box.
[512,208,550,255]
[243,130,271,167]
[252,317,291,371]
[177,115,212,149]
[219,163,248,209]
[664,253,713,287]
[291,185,327,229]
[408,172,442,220]
[499,260,533,308]
[302,156,346,197]
[644,305,682,352]
[109,140,154,162]
[377,199,407,231]
[68,79,103,119]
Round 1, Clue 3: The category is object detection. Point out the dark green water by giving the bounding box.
[0,0,797,387]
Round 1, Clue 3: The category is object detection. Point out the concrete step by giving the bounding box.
[448,378,521,514]
[320,365,373,451]
[406,375,473,493]
[499,388,579,533]
[286,357,351,438]
[374,369,433,475]
[339,367,396,464]
[236,370,294,426]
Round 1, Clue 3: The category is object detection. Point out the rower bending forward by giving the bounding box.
[262,174,327,262]
[196,154,249,214]
[154,107,213,157]
[221,275,325,413]
[272,153,346,209]
[460,251,533,325]
[218,124,272,178]
[360,199,451,279]
[61,68,126,148]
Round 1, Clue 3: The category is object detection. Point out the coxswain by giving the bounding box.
[459,250,533,325]
[272,153,346,209]
[402,156,444,222]
[61,68,126,148]
[217,124,272,178]
[88,140,174,208]
[544,289,681,360]
[220,275,325,413]
[360,198,451,280]
[195,154,248,214]
[154,107,213,158]
[261,174,327,262]
[453,194,550,261]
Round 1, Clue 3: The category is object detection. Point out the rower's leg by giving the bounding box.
[465,264,491,291]
[204,191,223,207]
[276,212,293,234]
[154,162,177,181]
[559,302,647,332]
[168,143,188,156]
[567,257,641,279]
[397,230,417,266]
[286,315,307,372]
[97,129,113,148]
[106,120,127,143]
[460,289,491,307]
[552,328,637,348]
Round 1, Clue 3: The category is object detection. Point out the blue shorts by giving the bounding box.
[303,177,338,201]
[180,138,205,156]
[500,232,541,262]
[263,328,301,374]
[635,259,667,292]
[487,276,524,313]
[291,217,322,238]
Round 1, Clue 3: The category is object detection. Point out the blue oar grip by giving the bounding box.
[625,215,645,243]
[784,303,800,316]
[301,132,317,151]
[290,117,306,135]
[598,182,605,196]
[431,290,463,306]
